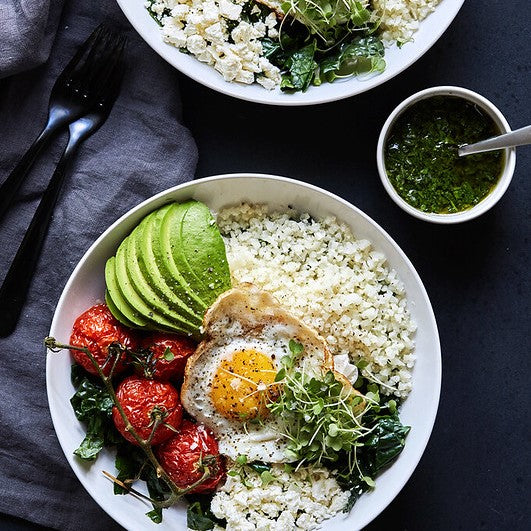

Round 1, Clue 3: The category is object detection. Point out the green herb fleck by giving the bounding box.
[163,347,175,361]
[235,454,248,466]
[260,470,275,486]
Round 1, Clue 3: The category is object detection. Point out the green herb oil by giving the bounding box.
[384,96,504,214]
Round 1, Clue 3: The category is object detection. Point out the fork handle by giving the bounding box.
[0,111,71,225]
[0,132,80,338]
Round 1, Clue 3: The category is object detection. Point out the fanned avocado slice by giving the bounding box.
[105,257,150,329]
[104,200,231,335]
[114,240,194,335]
[180,201,232,295]
[104,290,137,329]
[160,201,231,306]
[124,229,202,330]
[141,206,208,315]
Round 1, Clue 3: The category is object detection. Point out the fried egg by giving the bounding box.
[181,283,333,463]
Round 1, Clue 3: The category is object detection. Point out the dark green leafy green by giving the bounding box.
[248,461,271,474]
[187,502,216,530]
[147,508,163,524]
[261,37,283,59]
[321,36,385,82]
[280,41,318,92]
[113,444,172,522]
[264,27,386,92]
[145,0,170,26]
[74,416,106,460]
[114,445,145,495]
[70,365,120,460]
[144,463,172,503]
[364,416,410,473]
[70,377,113,421]
[186,495,226,530]
[241,0,272,23]
[335,407,410,504]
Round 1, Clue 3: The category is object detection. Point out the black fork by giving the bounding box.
[0,30,127,338]
[0,25,121,223]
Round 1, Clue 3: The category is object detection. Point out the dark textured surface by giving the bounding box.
[1,0,530,530]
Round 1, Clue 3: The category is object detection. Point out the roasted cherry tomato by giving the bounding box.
[69,303,136,376]
[157,420,225,494]
[135,332,196,381]
[112,376,183,446]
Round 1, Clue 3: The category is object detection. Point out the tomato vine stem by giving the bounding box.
[44,336,212,509]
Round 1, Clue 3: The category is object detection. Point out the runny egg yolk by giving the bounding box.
[211,349,279,420]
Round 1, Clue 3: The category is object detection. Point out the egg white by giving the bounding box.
[181,284,333,463]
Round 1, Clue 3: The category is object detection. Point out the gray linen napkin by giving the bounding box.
[0,1,198,529]
[0,0,65,78]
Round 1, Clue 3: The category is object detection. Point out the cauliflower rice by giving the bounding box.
[217,203,416,398]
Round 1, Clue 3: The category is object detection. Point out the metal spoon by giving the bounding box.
[458,125,531,156]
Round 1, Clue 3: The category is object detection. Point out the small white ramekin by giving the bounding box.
[376,86,516,223]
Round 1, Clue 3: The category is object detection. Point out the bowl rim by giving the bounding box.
[115,0,465,106]
[47,173,442,530]
[376,85,517,223]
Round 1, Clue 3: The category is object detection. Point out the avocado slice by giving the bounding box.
[105,257,150,329]
[114,239,194,335]
[181,201,232,295]
[104,290,137,329]
[159,201,231,306]
[139,206,208,315]
[104,200,231,336]
[123,228,202,330]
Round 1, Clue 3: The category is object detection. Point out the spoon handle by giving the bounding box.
[459,125,531,156]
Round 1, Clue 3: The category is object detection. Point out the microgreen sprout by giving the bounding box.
[280,0,374,45]
[268,338,410,496]
[227,456,275,488]
[269,340,375,470]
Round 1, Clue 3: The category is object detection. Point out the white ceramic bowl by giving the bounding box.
[116,0,464,105]
[376,86,516,223]
[47,174,441,530]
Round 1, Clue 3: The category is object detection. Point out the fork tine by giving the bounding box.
[55,24,106,84]
[75,28,116,82]
[71,29,125,101]
[99,40,127,108]
[71,29,109,83]
[91,35,127,93]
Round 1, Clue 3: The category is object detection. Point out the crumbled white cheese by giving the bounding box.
[202,0,220,23]
[171,4,190,17]
[264,12,277,28]
[219,0,242,20]
[152,0,281,89]
[210,464,350,530]
[187,34,208,56]
[205,21,227,46]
